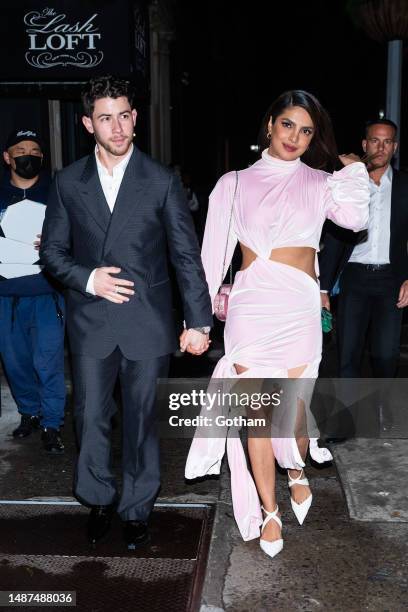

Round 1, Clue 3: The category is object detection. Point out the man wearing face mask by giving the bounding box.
[0,129,65,454]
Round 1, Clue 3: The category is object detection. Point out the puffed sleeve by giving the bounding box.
[323,162,369,232]
[201,171,238,312]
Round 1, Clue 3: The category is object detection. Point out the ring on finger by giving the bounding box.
[114,285,119,294]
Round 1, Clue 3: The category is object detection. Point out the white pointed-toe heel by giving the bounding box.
[259,505,283,559]
[288,469,313,525]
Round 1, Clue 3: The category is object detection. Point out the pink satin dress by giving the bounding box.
[185,150,370,540]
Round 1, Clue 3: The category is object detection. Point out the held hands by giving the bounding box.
[94,267,135,304]
[397,280,408,308]
[338,153,361,167]
[179,329,210,356]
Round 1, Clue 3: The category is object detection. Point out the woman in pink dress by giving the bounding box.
[185,90,369,558]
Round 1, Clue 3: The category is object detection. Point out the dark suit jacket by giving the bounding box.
[319,168,408,292]
[40,146,213,359]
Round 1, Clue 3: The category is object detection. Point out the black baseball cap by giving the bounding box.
[4,129,44,151]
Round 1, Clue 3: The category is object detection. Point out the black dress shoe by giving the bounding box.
[123,520,150,550]
[12,414,40,438]
[87,505,115,547]
[41,428,65,454]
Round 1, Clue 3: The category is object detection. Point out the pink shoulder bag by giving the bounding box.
[213,171,238,321]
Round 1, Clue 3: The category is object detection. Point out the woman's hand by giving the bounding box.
[338,153,361,166]
[320,292,330,311]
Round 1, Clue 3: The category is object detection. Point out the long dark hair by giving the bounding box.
[258,90,339,172]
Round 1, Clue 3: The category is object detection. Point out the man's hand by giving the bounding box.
[397,280,408,308]
[338,153,361,166]
[179,329,210,355]
[320,292,331,311]
[34,233,41,251]
[94,267,135,304]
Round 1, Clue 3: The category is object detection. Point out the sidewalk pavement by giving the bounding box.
[1,346,408,611]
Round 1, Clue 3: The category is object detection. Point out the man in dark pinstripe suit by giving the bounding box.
[41,76,212,549]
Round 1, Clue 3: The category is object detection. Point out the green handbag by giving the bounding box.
[321,307,333,333]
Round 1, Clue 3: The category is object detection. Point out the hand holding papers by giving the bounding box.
[1,199,45,244]
[0,237,39,263]
[0,199,45,279]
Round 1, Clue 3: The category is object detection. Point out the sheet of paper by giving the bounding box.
[0,199,45,244]
[0,237,39,264]
[0,263,43,279]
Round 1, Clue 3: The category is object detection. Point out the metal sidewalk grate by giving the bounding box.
[0,503,214,612]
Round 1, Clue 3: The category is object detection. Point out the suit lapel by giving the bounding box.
[76,154,111,233]
[102,147,151,257]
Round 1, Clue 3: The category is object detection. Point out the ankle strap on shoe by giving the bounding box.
[261,505,282,530]
[288,469,309,487]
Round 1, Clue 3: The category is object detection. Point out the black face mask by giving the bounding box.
[12,155,42,179]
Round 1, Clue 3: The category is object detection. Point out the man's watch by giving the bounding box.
[192,326,211,334]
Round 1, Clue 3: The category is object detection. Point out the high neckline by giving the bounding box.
[261,148,301,170]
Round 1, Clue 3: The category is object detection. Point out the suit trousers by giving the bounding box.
[72,347,169,521]
[337,263,403,377]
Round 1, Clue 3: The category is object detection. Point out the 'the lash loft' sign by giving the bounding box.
[0,0,137,80]
[24,7,103,69]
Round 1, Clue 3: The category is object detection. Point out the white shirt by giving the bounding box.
[86,145,133,294]
[349,165,392,264]
[94,144,133,212]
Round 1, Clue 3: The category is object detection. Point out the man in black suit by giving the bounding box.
[320,119,408,379]
[40,76,213,549]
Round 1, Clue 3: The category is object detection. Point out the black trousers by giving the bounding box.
[337,263,403,377]
[72,347,169,521]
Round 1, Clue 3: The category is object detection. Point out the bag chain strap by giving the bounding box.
[220,170,238,287]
